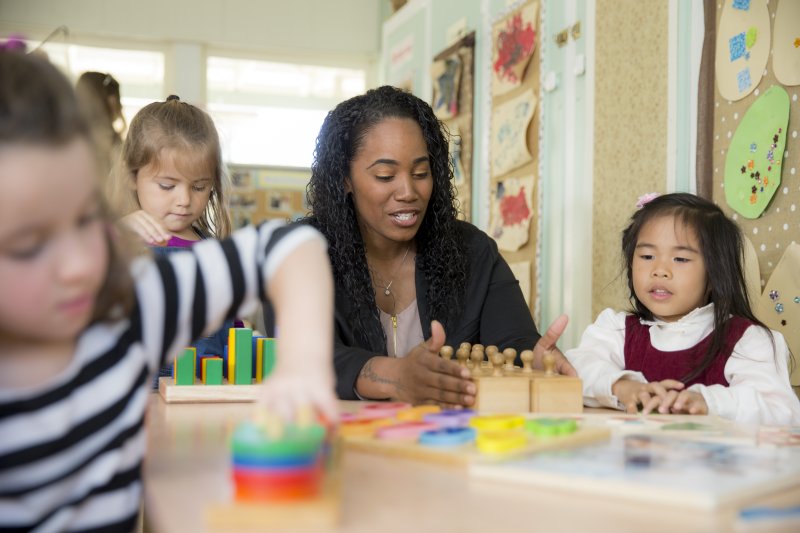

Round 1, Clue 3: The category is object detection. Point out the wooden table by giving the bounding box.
[143,394,800,533]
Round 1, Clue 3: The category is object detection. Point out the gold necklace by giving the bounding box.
[372,245,411,298]
[369,244,411,357]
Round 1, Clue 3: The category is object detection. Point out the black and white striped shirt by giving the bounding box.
[0,221,323,532]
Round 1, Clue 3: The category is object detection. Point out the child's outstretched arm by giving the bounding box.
[565,309,647,408]
[260,235,337,422]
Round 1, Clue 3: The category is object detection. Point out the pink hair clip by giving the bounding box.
[635,192,660,209]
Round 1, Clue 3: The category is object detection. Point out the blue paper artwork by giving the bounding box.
[729,32,747,62]
[732,0,750,11]
[737,68,752,93]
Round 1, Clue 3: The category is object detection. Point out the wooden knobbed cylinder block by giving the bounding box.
[520,350,534,373]
[440,346,454,361]
[502,348,517,371]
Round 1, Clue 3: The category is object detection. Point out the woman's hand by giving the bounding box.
[394,321,476,408]
[356,320,476,408]
[613,378,685,414]
[120,209,170,245]
[530,314,576,376]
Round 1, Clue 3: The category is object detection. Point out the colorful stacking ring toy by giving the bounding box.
[230,420,326,502]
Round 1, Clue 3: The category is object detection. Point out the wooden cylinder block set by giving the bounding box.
[439,342,584,414]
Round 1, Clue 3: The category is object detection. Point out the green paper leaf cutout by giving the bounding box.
[745,26,757,48]
[724,86,790,219]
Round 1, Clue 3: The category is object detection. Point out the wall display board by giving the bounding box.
[712,0,800,390]
[487,0,541,314]
[431,32,476,221]
[228,165,311,228]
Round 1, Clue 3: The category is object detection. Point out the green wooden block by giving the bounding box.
[260,338,277,380]
[202,357,223,385]
[232,328,253,385]
[175,347,196,385]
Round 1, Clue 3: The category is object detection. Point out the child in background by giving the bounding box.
[107,95,237,384]
[566,193,800,426]
[75,71,126,183]
[0,51,336,531]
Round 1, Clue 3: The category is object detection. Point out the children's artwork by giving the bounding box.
[431,54,462,120]
[492,1,539,96]
[432,32,476,222]
[508,261,531,307]
[470,433,800,508]
[489,175,534,252]
[723,85,789,218]
[449,125,466,187]
[772,0,800,86]
[755,243,800,386]
[715,0,770,101]
[490,88,537,177]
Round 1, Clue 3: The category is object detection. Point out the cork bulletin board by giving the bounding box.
[487,0,541,317]
[712,0,799,294]
[712,0,800,380]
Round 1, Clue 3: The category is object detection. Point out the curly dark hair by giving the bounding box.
[306,85,467,351]
[621,192,771,382]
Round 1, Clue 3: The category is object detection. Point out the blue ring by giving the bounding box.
[232,453,318,468]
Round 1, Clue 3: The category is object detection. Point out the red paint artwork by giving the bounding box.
[499,186,531,226]
[493,13,537,84]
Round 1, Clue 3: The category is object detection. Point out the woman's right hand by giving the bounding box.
[120,210,171,245]
[394,320,476,408]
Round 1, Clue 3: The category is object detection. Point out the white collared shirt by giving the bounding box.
[565,303,800,426]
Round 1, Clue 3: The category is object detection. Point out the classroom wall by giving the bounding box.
[0,0,384,61]
[0,0,387,101]
[591,0,670,318]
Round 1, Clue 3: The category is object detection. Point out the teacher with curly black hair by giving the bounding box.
[303,85,574,406]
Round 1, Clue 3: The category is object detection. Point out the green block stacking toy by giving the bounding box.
[229,328,253,385]
[174,347,196,385]
[256,338,277,382]
[202,357,223,385]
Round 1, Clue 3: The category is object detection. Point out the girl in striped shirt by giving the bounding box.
[0,50,336,532]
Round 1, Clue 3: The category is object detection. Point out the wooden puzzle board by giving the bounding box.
[469,429,800,509]
[340,418,610,467]
[158,377,259,403]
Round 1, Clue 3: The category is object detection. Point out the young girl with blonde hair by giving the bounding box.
[109,95,238,375]
[0,50,335,531]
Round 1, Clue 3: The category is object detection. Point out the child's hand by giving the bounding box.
[257,371,338,425]
[652,389,708,415]
[613,378,685,414]
[264,235,337,424]
[120,210,170,245]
